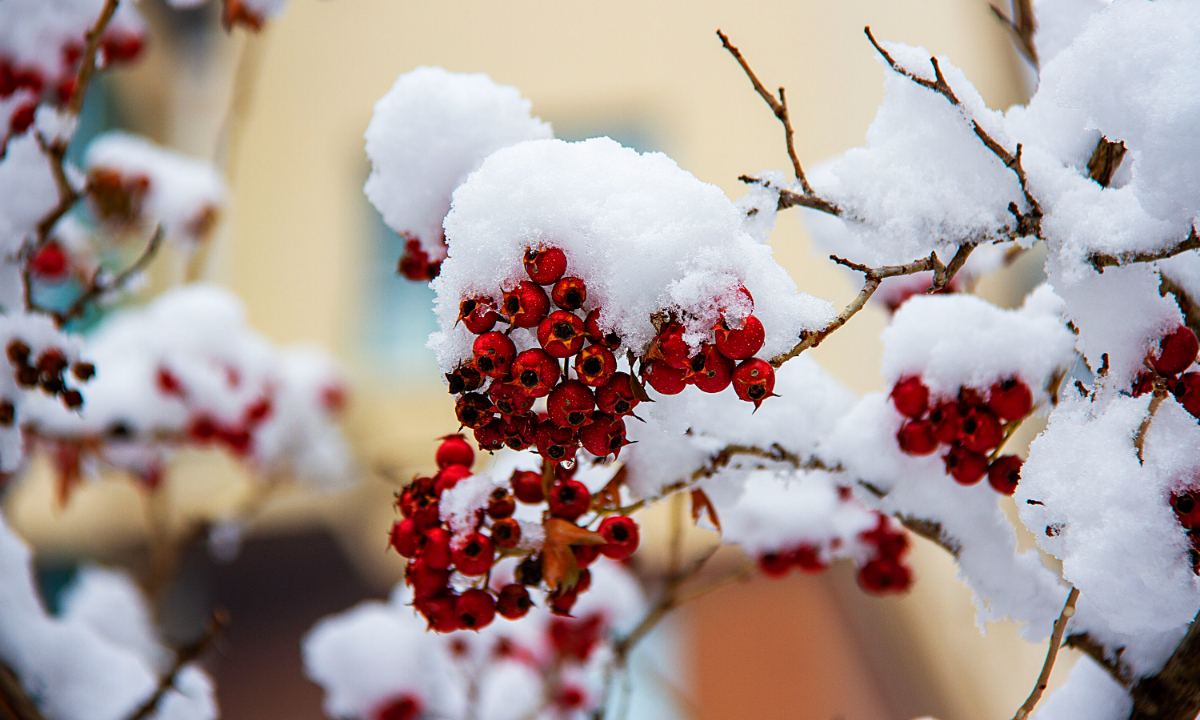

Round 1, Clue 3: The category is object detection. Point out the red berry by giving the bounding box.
[445,365,484,395]
[642,359,687,395]
[421,527,453,570]
[573,543,600,568]
[655,322,691,370]
[9,102,36,136]
[988,455,1022,495]
[943,444,988,485]
[416,592,459,632]
[1152,326,1200,376]
[732,359,776,408]
[598,516,639,559]
[472,332,516,378]
[29,242,69,280]
[397,238,439,281]
[491,517,521,548]
[511,470,545,503]
[488,382,535,417]
[500,413,537,451]
[596,372,639,416]
[584,309,621,349]
[929,401,962,444]
[714,315,765,360]
[389,519,419,557]
[758,552,792,577]
[524,246,567,285]
[473,417,506,451]
[574,345,617,387]
[960,408,1004,453]
[860,516,909,560]
[458,297,499,334]
[792,545,826,572]
[487,487,515,519]
[988,378,1032,421]
[686,344,735,393]
[890,376,929,419]
[896,420,937,455]
[548,480,591,521]
[502,281,550,328]
[436,434,474,470]
[511,349,560,398]
[452,533,495,576]
[1172,492,1200,528]
[537,311,586,358]
[1174,372,1200,419]
[536,420,579,464]
[579,413,628,458]
[1132,371,1156,397]
[857,557,912,594]
[551,277,587,311]
[373,695,421,720]
[455,393,494,429]
[406,559,450,598]
[101,32,144,63]
[496,584,533,619]
[456,589,496,631]
[547,380,595,428]
[434,464,473,495]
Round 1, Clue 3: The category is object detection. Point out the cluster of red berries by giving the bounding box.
[1,32,143,145]
[891,374,1030,495]
[389,434,640,633]
[641,290,776,408]
[156,366,272,457]
[757,512,912,594]
[447,246,638,462]
[6,339,91,415]
[1134,326,1200,421]
[396,232,445,282]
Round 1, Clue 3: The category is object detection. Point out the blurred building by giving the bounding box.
[5,1,1072,719]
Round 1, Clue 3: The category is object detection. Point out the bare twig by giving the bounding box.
[1087,226,1200,273]
[990,0,1038,68]
[55,225,164,325]
[1087,138,1127,188]
[125,610,229,720]
[739,174,841,217]
[1134,379,1169,464]
[1011,587,1080,720]
[1063,632,1132,688]
[69,0,120,116]
[864,26,1042,239]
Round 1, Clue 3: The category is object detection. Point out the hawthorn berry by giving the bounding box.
[598,515,639,559]
[421,527,453,570]
[29,242,69,280]
[445,365,483,395]
[472,331,516,378]
[488,382,535,417]
[416,592,459,633]
[714,315,765,360]
[988,455,1022,495]
[473,418,506,451]
[896,420,937,455]
[71,362,96,382]
[502,281,550,328]
[547,380,595,428]
[537,311,586,358]
[1132,371,1156,397]
[548,568,591,616]
[890,376,929,419]
[452,533,495,576]
[642,359,687,395]
[436,434,474,470]
[943,444,988,485]
[389,519,419,557]
[536,420,579,463]
[551,276,587,311]
[929,401,962,444]
[491,517,521,548]
[860,516,908,560]
[434,464,472,495]
[456,589,496,631]
[1175,373,1200,419]
[857,557,912,594]
[511,348,561,397]
[548,479,591,521]
[596,372,639,416]
[501,413,537,450]
[732,359,776,408]
[579,412,628,458]
[573,543,600,568]
[758,552,792,577]
[397,237,439,281]
[373,695,422,720]
[792,545,826,572]
[584,309,621,349]
[405,559,451,598]
[687,344,735,394]
[987,378,1032,422]
[1172,492,1200,529]
[458,297,499,334]
[960,408,1004,453]
[487,487,516,519]
[574,345,617,387]
[515,554,544,586]
[511,469,545,503]
[61,389,83,409]
[524,246,567,285]
[497,584,533,619]
[454,393,494,429]
[1152,326,1200,376]
[654,323,691,370]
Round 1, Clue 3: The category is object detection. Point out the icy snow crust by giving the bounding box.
[431,137,835,372]
[365,67,552,259]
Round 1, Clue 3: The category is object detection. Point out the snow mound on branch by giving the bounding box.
[1019,393,1200,634]
[364,67,552,260]
[1032,0,1109,66]
[0,516,216,720]
[431,137,834,372]
[1031,656,1130,720]
[880,285,1076,400]
[805,41,1024,266]
[85,133,227,245]
[0,0,144,77]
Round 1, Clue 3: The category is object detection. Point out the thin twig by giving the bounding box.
[1134,378,1169,464]
[989,0,1038,68]
[69,0,120,116]
[1087,226,1200,273]
[1011,587,1080,720]
[55,225,164,325]
[125,610,229,720]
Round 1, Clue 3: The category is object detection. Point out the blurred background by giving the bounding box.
[4,1,1068,719]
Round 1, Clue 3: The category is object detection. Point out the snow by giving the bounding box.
[1030,656,1131,720]
[364,67,552,261]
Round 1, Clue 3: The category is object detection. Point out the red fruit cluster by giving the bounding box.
[7,339,90,411]
[1171,490,1200,575]
[154,364,273,457]
[372,695,421,720]
[856,516,913,594]
[757,543,826,577]
[642,289,775,408]
[446,246,633,462]
[892,375,1030,495]
[396,232,444,282]
[28,242,70,281]
[1133,327,1200,421]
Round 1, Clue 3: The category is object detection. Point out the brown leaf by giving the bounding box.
[691,489,721,532]
[541,518,606,592]
[593,466,627,511]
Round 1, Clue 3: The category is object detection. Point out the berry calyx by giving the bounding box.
[501,281,550,328]
[551,276,587,311]
[458,297,499,334]
[857,557,912,594]
[596,373,639,416]
[548,479,591,521]
[1152,326,1200,376]
[524,246,567,285]
[598,516,639,559]
[574,345,617,387]
[988,455,1022,495]
[436,434,474,470]
[732,359,776,408]
[455,393,494,429]
[896,420,937,455]
[472,331,516,378]
[537,311,586,358]
[987,378,1032,422]
[547,380,595,428]
[497,584,533,619]
[714,315,765,360]
[445,365,483,395]
[456,589,496,631]
[511,349,560,398]
[890,376,929,419]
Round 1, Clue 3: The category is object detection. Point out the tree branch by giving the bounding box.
[1127,610,1200,720]
[125,610,228,720]
[54,225,164,326]
[68,0,120,117]
[1087,227,1200,273]
[1134,379,1169,464]
[1011,587,1080,720]
[989,0,1038,69]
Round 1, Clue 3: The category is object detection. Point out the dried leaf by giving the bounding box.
[593,466,627,511]
[541,518,606,592]
[690,489,721,531]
